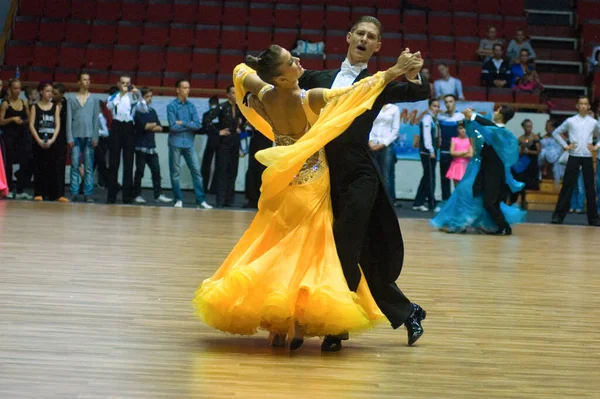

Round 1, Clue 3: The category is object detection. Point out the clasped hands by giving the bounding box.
[393,48,424,80]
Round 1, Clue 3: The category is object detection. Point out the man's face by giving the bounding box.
[421,68,430,81]
[144,91,153,106]
[444,96,456,113]
[577,98,591,114]
[52,88,63,102]
[430,101,440,115]
[177,81,190,100]
[346,22,381,64]
[226,87,235,102]
[437,64,449,78]
[493,45,503,59]
[79,74,90,90]
[515,30,525,42]
[488,27,497,40]
[118,77,131,93]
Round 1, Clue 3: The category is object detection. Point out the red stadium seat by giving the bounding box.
[300,5,325,30]
[427,0,451,11]
[82,69,109,84]
[58,43,86,69]
[121,0,147,22]
[248,3,273,28]
[112,45,138,71]
[478,14,503,38]
[458,61,483,86]
[274,4,299,29]
[19,0,44,18]
[173,0,198,24]
[299,29,324,44]
[515,92,540,104]
[579,1,600,21]
[463,86,486,101]
[273,28,299,50]
[376,8,402,34]
[402,10,427,34]
[44,0,70,19]
[29,67,54,82]
[147,0,172,23]
[32,42,59,68]
[487,87,513,103]
[191,73,216,89]
[39,19,65,42]
[429,36,455,60]
[138,46,165,72]
[452,0,476,12]
[475,0,499,15]
[143,23,169,47]
[85,44,113,70]
[195,25,220,50]
[95,0,122,21]
[90,20,117,45]
[455,37,480,62]
[324,54,345,70]
[136,72,162,87]
[221,26,247,51]
[351,6,376,24]
[500,0,524,17]
[453,13,478,37]
[378,33,403,57]
[299,54,324,70]
[65,20,91,44]
[163,72,188,88]
[325,30,348,55]
[325,6,350,31]
[217,74,233,89]
[12,17,38,41]
[4,41,33,67]
[54,68,79,84]
[192,49,218,74]
[503,16,527,38]
[428,12,453,36]
[221,2,246,26]
[116,21,142,46]
[218,50,245,76]
[169,24,195,48]
[403,34,428,58]
[165,48,192,74]
[247,27,272,52]
[71,0,95,20]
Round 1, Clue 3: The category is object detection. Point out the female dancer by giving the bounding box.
[193,45,420,349]
[431,108,526,234]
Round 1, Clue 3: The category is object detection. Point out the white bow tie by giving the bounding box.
[340,62,366,78]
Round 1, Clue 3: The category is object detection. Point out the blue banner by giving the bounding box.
[393,100,495,160]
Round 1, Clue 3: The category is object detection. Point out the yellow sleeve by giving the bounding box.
[232,63,274,142]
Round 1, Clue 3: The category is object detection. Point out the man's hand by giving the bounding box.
[176,120,182,125]
[565,143,577,151]
[92,140,98,148]
[463,108,473,120]
[392,48,413,75]
[587,143,597,152]
[406,51,424,81]
[219,128,231,136]
[430,152,436,159]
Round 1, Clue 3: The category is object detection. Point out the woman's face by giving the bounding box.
[40,85,53,102]
[9,81,21,98]
[520,51,529,64]
[274,49,304,87]
[523,121,533,134]
[458,126,466,138]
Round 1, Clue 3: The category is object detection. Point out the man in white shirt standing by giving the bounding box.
[413,99,440,211]
[106,75,140,204]
[551,96,600,225]
[437,95,465,209]
[434,63,464,100]
[369,103,400,203]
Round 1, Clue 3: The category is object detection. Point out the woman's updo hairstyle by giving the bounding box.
[245,45,284,84]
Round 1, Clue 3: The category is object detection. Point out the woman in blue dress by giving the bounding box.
[431,108,527,234]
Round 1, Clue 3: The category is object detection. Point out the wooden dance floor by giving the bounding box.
[1,201,599,398]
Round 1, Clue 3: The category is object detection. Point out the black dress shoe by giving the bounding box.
[405,304,427,346]
[488,226,512,236]
[289,337,304,351]
[551,217,563,224]
[321,335,343,352]
[589,219,600,226]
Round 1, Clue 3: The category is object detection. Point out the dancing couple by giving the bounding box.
[431,107,527,235]
[193,16,430,351]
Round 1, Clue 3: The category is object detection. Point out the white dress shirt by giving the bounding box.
[369,104,400,147]
[331,58,423,89]
[106,91,139,123]
[421,113,436,153]
[552,114,600,158]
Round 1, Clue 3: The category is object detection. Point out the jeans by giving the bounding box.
[372,145,396,201]
[134,151,162,199]
[414,153,437,210]
[70,137,94,196]
[570,170,584,211]
[168,145,206,203]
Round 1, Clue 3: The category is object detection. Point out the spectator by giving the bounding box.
[166,79,212,209]
[413,99,440,212]
[477,25,504,61]
[446,122,472,186]
[434,63,464,100]
[588,45,600,73]
[514,70,544,94]
[29,82,61,201]
[66,73,102,203]
[200,95,220,193]
[420,67,435,99]
[539,119,564,184]
[132,87,172,204]
[510,49,541,88]
[106,75,140,204]
[0,79,33,199]
[244,123,272,209]
[215,85,244,208]
[369,103,400,202]
[482,44,511,88]
[437,94,465,207]
[506,29,536,64]
[52,82,69,202]
[510,119,541,205]
[95,86,118,189]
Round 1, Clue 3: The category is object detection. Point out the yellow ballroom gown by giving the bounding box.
[192,64,391,337]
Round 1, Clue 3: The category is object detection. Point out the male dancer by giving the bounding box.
[298,16,430,351]
[463,107,519,235]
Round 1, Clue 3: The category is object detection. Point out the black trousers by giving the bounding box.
[475,144,510,230]
[201,143,218,193]
[216,143,239,206]
[414,153,437,209]
[55,139,67,198]
[107,121,135,203]
[332,172,412,328]
[133,151,162,199]
[439,152,452,201]
[33,143,59,200]
[553,156,598,224]
[245,132,272,207]
[1,129,33,193]
[95,136,109,187]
